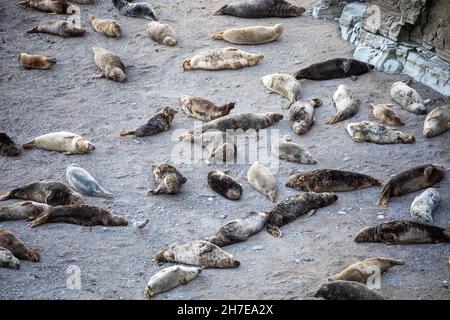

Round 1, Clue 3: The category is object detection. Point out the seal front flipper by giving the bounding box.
[93,187,114,198]
[92,72,105,80]
[307,209,316,216]
[266,224,283,238]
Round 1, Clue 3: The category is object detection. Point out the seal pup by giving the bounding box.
[328,84,359,124]
[0,181,84,206]
[377,164,444,207]
[288,99,323,134]
[213,0,305,18]
[28,205,128,228]
[92,47,126,82]
[144,266,201,299]
[112,0,157,20]
[271,135,316,164]
[328,257,404,283]
[147,164,187,196]
[0,247,20,269]
[423,105,450,138]
[247,161,277,202]
[27,20,86,38]
[19,53,56,70]
[147,21,177,46]
[265,192,338,237]
[0,132,22,157]
[179,96,235,122]
[155,240,240,269]
[207,169,242,200]
[182,47,263,71]
[206,212,269,247]
[390,81,427,115]
[22,131,95,154]
[0,229,40,262]
[294,58,374,81]
[314,281,385,300]
[261,73,302,109]
[19,0,70,14]
[66,164,114,198]
[354,220,450,245]
[346,121,415,144]
[369,104,403,126]
[89,14,121,38]
[286,169,383,193]
[120,106,177,137]
[211,24,283,45]
[410,188,440,223]
[0,202,50,222]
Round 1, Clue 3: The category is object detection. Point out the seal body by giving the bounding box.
[182,47,263,71]
[271,135,316,164]
[0,181,84,206]
[147,21,177,46]
[206,212,269,247]
[288,99,322,134]
[286,169,383,192]
[211,23,283,44]
[390,81,427,114]
[213,0,305,18]
[369,103,403,126]
[423,105,450,138]
[346,121,415,144]
[0,202,50,222]
[410,188,440,223]
[112,0,157,20]
[328,257,404,283]
[207,169,242,200]
[89,14,121,37]
[0,229,40,262]
[27,20,86,37]
[144,266,201,299]
[261,73,302,109]
[19,53,56,70]
[66,164,114,198]
[28,205,128,228]
[155,240,240,268]
[147,164,187,196]
[22,131,95,154]
[377,164,444,207]
[265,192,338,237]
[179,96,235,122]
[328,84,359,124]
[294,58,374,81]
[92,47,126,82]
[19,0,70,14]
[247,161,277,202]
[120,106,177,137]
[0,132,22,157]
[0,247,20,269]
[314,281,385,300]
[354,220,450,245]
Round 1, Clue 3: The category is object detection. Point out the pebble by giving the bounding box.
[343,157,351,162]
[115,173,129,179]
[337,210,347,215]
[219,214,227,219]
[133,139,141,144]
[377,215,385,220]
[252,245,264,251]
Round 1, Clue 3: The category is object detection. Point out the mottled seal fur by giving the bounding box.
[213,0,305,18]
[261,73,302,109]
[27,20,86,37]
[328,84,359,124]
[0,229,40,262]
[423,105,450,138]
[314,281,385,300]
[66,164,114,198]
[147,21,177,46]
[92,47,126,82]
[294,58,374,81]
[0,202,50,222]
[271,135,316,164]
[19,53,56,70]
[179,96,235,122]
[369,103,403,126]
[287,99,323,134]
[247,161,277,202]
[346,121,415,144]
[0,132,22,157]
[19,0,70,14]
[207,169,242,200]
[147,164,187,196]
[120,106,177,137]
[211,23,283,45]
[390,81,427,115]
[89,14,121,38]
[410,188,440,223]
[0,246,20,269]
[112,0,157,20]
[22,131,95,154]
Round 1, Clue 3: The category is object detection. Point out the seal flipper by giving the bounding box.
[326,112,347,125]
[213,5,227,16]
[266,224,283,238]
[27,212,49,228]
[22,139,37,149]
[119,130,136,137]
[26,26,39,34]
[210,31,224,40]
[377,184,391,207]
[92,72,106,80]
[93,187,114,198]
[0,192,12,201]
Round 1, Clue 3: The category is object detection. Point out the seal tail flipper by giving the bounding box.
[266,224,283,238]
[0,192,12,201]
[205,235,226,247]
[374,179,385,187]
[210,31,224,40]
[26,26,39,34]
[444,230,450,242]
[18,0,28,6]
[293,69,306,80]
[312,98,323,108]
[119,130,135,137]
[213,5,227,15]
[27,212,48,228]
[387,259,405,266]
[22,139,37,148]
[326,112,347,125]
[94,187,114,198]
[154,250,166,263]
[377,184,391,207]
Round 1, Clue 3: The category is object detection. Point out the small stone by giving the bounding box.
[252,245,264,251]
[338,210,347,215]
[115,173,129,179]
[219,214,227,219]
[343,157,351,162]
[208,197,213,201]
[133,139,141,144]
[377,215,385,220]
[300,256,314,262]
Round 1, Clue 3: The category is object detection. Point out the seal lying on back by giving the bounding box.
[19,0,70,14]
[328,84,359,124]
[89,14,122,38]
[377,164,444,207]
[27,20,86,37]
[0,202,50,222]
[286,169,383,193]
[390,81,427,115]
[0,229,40,262]
[294,58,374,81]
[369,104,403,126]
[66,164,113,198]
[213,0,305,18]
[206,211,269,247]
[179,96,235,122]
[261,73,302,109]
[410,188,440,223]
[120,106,177,137]
[211,24,283,45]
[271,135,316,164]
[328,257,404,283]
[112,0,157,20]
[155,240,240,269]
[287,99,322,134]
[207,169,242,200]
[147,164,187,196]
[423,105,450,138]
[354,220,450,245]
[28,205,128,228]
[92,47,126,82]
[19,53,56,70]
[314,281,384,300]
[0,132,22,157]
[346,121,415,144]
[147,21,177,46]
[0,247,20,269]
[22,131,95,154]
[265,192,338,237]
[0,181,84,206]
